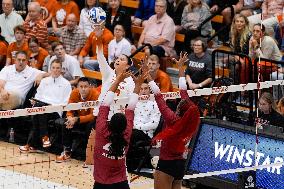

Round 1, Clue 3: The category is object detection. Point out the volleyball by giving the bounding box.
[88,7,106,26]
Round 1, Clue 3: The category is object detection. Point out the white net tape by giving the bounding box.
[1,80,283,119]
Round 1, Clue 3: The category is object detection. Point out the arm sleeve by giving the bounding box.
[97,45,113,81]
[127,93,139,110]
[103,32,113,58]
[124,109,135,142]
[79,34,92,57]
[96,106,110,135]
[179,77,187,90]
[102,91,115,106]
[80,113,95,124]
[154,93,178,125]
[148,80,161,94]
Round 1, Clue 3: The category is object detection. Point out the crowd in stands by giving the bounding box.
[0,0,284,179]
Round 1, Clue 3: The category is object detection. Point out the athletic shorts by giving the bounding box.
[156,159,186,180]
[93,180,130,189]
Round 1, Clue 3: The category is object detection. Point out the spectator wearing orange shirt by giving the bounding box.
[6,25,29,66]
[52,0,80,35]
[56,77,100,162]
[78,23,113,71]
[31,0,58,25]
[147,54,173,92]
[27,37,49,70]
[0,28,8,69]
[23,2,49,49]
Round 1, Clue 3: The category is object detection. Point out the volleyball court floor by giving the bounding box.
[0,141,190,189]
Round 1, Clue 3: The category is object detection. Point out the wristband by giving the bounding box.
[199,83,202,88]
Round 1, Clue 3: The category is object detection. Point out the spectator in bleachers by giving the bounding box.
[27,36,48,70]
[32,0,57,25]
[108,24,131,63]
[167,0,187,32]
[78,22,113,71]
[105,0,133,42]
[6,25,29,65]
[249,23,282,61]
[210,0,243,24]
[278,97,284,116]
[48,41,84,86]
[0,51,47,109]
[185,38,212,89]
[79,0,101,37]
[23,2,49,49]
[180,0,212,53]
[0,0,24,44]
[230,14,251,55]
[52,0,80,35]
[137,0,176,57]
[0,28,8,69]
[60,14,86,57]
[230,14,251,84]
[132,0,155,27]
[239,0,263,17]
[248,0,284,37]
[56,77,100,162]
[42,41,56,72]
[19,59,72,152]
[258,92,284,128]
[147,54,173,92]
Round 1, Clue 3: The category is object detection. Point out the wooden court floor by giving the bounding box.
[0,141,189,189]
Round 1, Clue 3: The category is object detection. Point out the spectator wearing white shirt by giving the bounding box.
[48,41,84,86]
[0,51,46,109]
[19,59,72,153]
[108,24,131,63]
[79,0,101,37]
[0,0,24,44]
[249,23,282,61]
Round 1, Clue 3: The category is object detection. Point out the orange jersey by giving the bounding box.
[79,28,113,59]
[0,41,8,66]
[66,87,100,123]
[0,41,8,56]
[52,1,80,26]
[28,47,49,70]
[36,0,57,17]
[7,41,29,64]
[155,69,173,93]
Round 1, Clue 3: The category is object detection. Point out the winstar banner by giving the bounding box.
[187,124,284,189]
